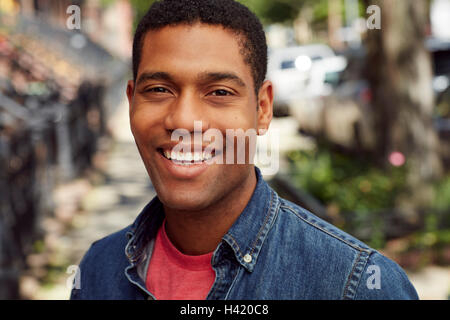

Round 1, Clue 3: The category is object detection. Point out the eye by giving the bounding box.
[145,87,171,94]
[209,89,233,96]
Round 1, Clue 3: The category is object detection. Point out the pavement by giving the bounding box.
[23,97,449,300]
[406,266,449,300]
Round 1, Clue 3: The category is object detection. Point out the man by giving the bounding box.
[71,0,418,300]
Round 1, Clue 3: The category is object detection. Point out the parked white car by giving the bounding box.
[267,44,346,115]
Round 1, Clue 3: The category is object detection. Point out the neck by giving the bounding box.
[163,168,257,255]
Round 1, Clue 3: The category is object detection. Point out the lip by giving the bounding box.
[157,149,211,180]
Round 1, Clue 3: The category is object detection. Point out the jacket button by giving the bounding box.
[243,254,252,263]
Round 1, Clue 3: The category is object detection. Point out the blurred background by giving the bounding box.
[0,0,449,300]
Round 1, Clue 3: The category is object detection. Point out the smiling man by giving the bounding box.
[71,0,418,300]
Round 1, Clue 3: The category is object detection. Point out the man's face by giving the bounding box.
[127,23,272,211]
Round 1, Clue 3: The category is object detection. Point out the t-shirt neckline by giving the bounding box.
[159,220,214,271]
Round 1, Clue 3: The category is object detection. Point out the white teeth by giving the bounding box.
[184,152,193,161]
[171,150,177,160]
[162,149,214,162]
[193,152,200,162]
[203,150,214,160]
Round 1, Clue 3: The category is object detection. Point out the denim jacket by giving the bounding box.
[70,167,418,300]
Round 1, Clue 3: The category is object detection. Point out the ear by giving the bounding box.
[257,80,273,135]
[126,80,135,112]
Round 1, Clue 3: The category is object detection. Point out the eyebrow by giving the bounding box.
[136,71,246,88]
[136,71,174,87]
[197,72,246,88]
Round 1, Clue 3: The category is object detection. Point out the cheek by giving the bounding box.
[130,106,159,140]
[213,104,258,131]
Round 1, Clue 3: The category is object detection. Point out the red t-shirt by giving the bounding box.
[145,222,216,300]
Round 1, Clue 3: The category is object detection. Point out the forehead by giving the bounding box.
[139,23,253,85]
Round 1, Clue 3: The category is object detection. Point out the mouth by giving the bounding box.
[156,147,221,180]
[157,148,219,165]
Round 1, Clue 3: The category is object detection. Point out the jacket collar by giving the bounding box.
[125,166,280,272]
[125,198,164,264]
[221,167,280,272]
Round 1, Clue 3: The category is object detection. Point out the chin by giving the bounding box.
[157,188,215,212]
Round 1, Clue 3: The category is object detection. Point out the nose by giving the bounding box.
[163,90,210,134]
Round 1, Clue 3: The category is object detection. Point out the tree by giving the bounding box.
[101,0,155,31]
[363,0,442,217]
[129,0,155,31]
[239,0,331,26]
[238,0,301,24]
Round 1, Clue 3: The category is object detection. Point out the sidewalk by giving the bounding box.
[406,266,449,300]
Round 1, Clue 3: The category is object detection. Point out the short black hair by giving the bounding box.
[132,0,267,93]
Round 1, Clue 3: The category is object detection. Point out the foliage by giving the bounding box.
[286,144,450,251]
[238,0,300,24]
[435,88,450,118]
[121,0,335,31]
[286,147,409,214]
[432,175,450,211]
[239,0,332,25]
[286,146,408,248]
[123,0,306,31]
[100,0,155,32]
[129,0,156,32]
[406,210,450,268]
[287,146,450,213]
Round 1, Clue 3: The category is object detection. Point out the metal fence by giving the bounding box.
[0,31,109,299]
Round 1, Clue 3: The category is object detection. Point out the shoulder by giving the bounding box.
[271,198,418,299]
[80,226,131,263]
[353,250,419,299]
[277,198,372,252]
[70,226,132,299]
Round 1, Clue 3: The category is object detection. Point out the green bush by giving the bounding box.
[433,176,450,211]
[286,146,450,251]
[287,148,408,213]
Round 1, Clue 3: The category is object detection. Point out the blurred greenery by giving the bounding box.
[32,240,45,254]
[433,177,450,211]
[407,211,450,268]
[117,0,343,30]
[286,144,450,250]
[287,147,409,213]
[128,0,155,31]
[238,0,301,24]
[100,0,155,31]
[436,88,450,118]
